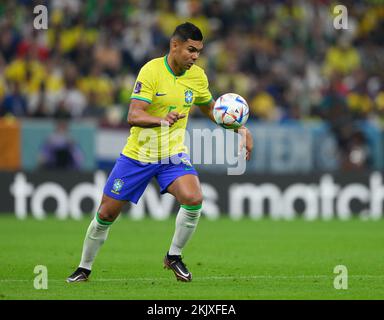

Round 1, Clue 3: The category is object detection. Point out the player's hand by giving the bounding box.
[238,126,253,161]
[162,112,186,126]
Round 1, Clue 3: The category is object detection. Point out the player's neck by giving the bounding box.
[167,54,184,76]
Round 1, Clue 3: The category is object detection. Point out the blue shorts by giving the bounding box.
[103,153,198,203]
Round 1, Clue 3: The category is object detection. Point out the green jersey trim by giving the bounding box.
[164,55,186,77]
[194,97,213,106]
[131,96,152,104]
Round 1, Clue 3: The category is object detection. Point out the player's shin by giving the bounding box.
[78,212,112,270]
[169,204,202,256]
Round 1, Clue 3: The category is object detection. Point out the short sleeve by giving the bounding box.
[130,64,155,104]
[193,72,213,106]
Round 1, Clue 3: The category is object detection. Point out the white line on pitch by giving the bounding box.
[1,275,384,282]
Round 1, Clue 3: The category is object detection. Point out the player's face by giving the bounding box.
[175,39,203,71]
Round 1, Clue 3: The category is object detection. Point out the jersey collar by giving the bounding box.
[164,55,186,77]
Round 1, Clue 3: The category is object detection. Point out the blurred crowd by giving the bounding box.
[0,0,384,169]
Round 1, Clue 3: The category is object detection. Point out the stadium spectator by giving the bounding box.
[38,120,84,169]
[53,99,71,119]
[314,75,370,171]
[1,0,383,124]
[1,81,27,117]
[323,36,361,77]
[1,0,384,171]
[30,82,49,118]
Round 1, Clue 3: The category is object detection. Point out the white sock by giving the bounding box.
[168,204,202,256]
[79,214,111,270]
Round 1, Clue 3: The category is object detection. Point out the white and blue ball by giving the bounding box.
[213,93,249,129]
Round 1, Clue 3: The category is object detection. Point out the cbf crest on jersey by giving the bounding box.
[184,89,193,104]
[112,179,124,194]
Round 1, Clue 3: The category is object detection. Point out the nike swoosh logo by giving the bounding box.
[67,273,86,282]
[175,265,190,278]
[156,93,167,96]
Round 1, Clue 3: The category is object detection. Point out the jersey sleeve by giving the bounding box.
[193,71,213,106]
[130,63,156,104]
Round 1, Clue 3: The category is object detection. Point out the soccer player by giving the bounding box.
[67,22,253,283]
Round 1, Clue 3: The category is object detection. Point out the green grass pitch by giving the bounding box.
[0,215,383,300]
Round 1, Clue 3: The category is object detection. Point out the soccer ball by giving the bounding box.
[213,93,249,129]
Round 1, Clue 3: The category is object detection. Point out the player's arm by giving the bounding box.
[235,125,254,161]
[128,99,185,127]
[198,99,253,161]
[198,99,216,123]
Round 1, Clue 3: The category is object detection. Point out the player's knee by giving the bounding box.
[98,210,118,222]
[180,192,203,207]
[97,205,120,222]
[98,196,123,222]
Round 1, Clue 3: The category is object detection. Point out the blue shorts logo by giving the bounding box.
[185,90,193,104]
[112,179,124,194]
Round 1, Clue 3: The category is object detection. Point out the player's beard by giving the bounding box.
[185,62,193,69]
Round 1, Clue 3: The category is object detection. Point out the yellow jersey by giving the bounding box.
[122,55,213,162]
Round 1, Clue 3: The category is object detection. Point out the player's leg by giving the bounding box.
[167,174,203,256]
[67,195,125,282]
[163,174,203,281]
[78,195,125,270]
[67,154,156,283]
